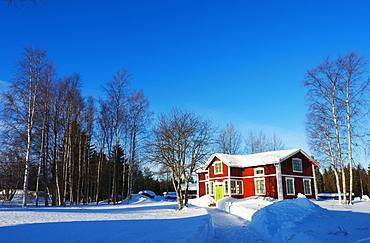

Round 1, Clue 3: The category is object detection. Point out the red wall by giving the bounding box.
[208,158,228,178]
[281,151,316,199]
[281,152,313,176]
[198,173,206,197]
[242,165,278,199]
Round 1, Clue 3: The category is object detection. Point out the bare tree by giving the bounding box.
[215,122,243,154]
[95,100,111,204]
[0,149,24,201]
[270,133,285,151]
[245,130,285,154]
[149,108,214,210]
[102,68,130,204]
[3,0,47,8]
[125,89,152,201]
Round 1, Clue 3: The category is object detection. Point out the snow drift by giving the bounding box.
[250,194,328,242]
[217,196,276,221]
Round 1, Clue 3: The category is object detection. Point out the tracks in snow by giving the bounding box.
[206,208,265,243]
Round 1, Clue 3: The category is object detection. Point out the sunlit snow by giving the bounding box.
[1,193,370,242]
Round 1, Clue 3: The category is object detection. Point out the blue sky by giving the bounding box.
[2,0,370,154]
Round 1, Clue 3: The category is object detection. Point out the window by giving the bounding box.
[304,179,312,195]
[210,181,214,194]
[254,168,264,176]
[292,158,303,172]
[286,178,295,195]
[206,182,214,195]
[224,180,229,194]
[214,162,222,174]
[205,174,209,180]
[230,180,243,194]
[255,178,265,195]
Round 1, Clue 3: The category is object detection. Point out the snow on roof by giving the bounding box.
[195,163,208,173]
[181,183,197,191]
[204,149,318,168]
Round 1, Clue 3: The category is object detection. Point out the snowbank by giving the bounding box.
[216,196,276,221]
[138,190,156,199]
[126,194,155,204]
[250,196,328,242]
[188,195,216,207]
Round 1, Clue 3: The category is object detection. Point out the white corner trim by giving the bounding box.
[275,163,284,200]
[312,164,318,199]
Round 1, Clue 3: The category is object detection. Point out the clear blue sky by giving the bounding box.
[2,0,370,154]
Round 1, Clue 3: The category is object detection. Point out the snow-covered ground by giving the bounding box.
[1,192,370,243]
[0,194,211,243]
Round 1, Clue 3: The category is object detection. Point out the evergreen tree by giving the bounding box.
[367,164,370,196]
[315,169,324,193]
[323,167,336,193]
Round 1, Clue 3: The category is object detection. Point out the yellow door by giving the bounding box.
[215,185,223,201]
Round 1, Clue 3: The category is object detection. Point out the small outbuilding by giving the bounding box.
[196,149,319,201]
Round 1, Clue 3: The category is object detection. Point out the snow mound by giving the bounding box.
[138,190,156,198]
[250,197,327,241]
[217,196,276,221]
[188,195,216,207]
[125,194,154,204]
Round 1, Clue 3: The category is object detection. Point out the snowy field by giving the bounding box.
[0,194,211,243]
[1,193,370,243]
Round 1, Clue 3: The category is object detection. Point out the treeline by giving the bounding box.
[0,47,164,207]
[0,48,289,209]
[316,164,370,198]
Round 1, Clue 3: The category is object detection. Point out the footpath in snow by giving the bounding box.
[206,208,264,243]
[204,194,370,243]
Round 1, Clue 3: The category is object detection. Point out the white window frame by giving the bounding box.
[254,178,266,195]
[286,178,295,195]
[292,158,303,173]
[214,162,223,174]
[230,180,243,195]
[224,180,229,195]
[206,183,210,195]
[210,181,214,195]
[303,179,312,195]
[254,168,264,176]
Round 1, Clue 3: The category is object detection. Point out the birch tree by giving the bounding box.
[339,53,370,203]
[304,52,369,204]
[2,47,50,207]
[34,61,55,207]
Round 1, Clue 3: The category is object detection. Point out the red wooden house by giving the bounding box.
[197,149,319,201]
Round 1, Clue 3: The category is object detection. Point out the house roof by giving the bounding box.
[202,149,319,170]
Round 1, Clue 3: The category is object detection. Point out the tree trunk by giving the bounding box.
[332,97,347,204]
[77,135,82,204]
[183,180,189,207]
[346,85,354,204]
[95,150,103,205]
